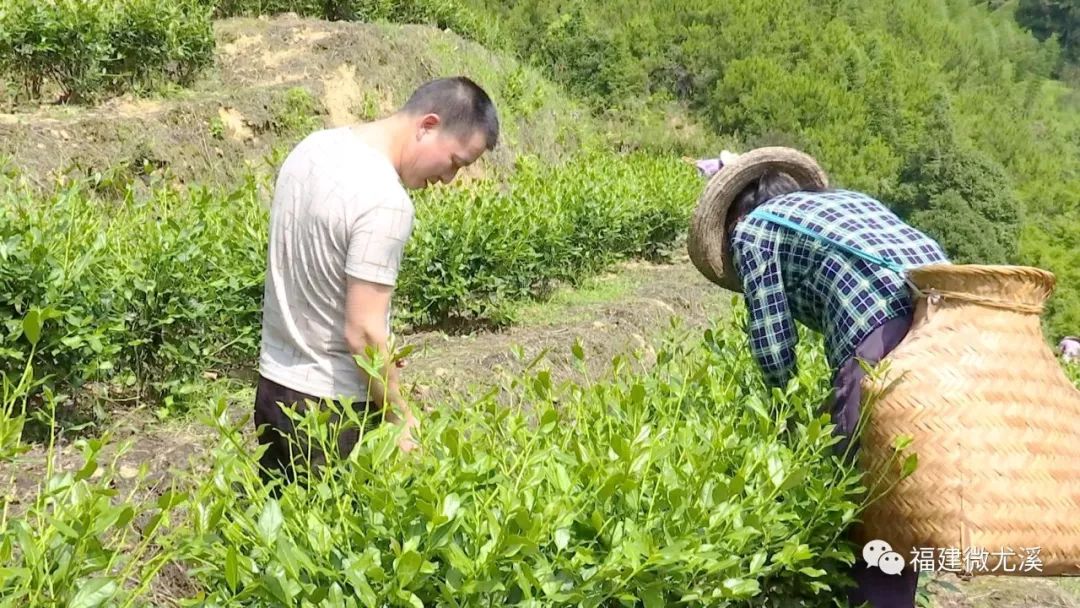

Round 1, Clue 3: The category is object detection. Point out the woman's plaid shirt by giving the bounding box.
[730,189,950,388]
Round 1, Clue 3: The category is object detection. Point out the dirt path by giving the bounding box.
[3,257,1078,607]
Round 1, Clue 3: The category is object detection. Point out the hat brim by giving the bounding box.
[687,147,829,292]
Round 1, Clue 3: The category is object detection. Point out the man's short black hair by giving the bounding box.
[401,76,499,150]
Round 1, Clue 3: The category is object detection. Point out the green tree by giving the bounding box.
[1016,0,1080,66]
[892,100,1022,265]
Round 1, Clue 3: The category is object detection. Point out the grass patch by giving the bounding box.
[511,272,640,327]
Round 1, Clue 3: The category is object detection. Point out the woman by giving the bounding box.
[1061,336,1080,363]
[688,147,951,608]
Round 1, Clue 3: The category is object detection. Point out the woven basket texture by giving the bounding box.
[854,264,1080,577]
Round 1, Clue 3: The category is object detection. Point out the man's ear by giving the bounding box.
[419,113,441,133]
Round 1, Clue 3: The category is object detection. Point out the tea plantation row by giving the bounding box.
[1,308,908,607]
[0,150,699,411]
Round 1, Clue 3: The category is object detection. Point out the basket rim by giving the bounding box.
[908,264,1056,285]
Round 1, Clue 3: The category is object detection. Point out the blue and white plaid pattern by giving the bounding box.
[731,189,950,388]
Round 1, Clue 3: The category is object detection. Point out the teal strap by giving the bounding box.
[747,209,908,275]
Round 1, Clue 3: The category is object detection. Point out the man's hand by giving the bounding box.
[395,414,420,453]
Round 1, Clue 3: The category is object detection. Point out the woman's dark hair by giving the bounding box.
[725,170,816,235]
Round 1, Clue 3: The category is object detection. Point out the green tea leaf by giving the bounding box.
[22,309,42,346]
[442,493,461,520]
[70,578,118,608]
[901,453,919,479]
[555,528,570,550]
[767,454,785,489]
[571,338,584,361]
[722,578,761,598]
[372,426,398,467]
[892,433,914,451]
[0,567,29,584]
[395,550,422,586]
[750,550,768,573]
[641,585,664,608]
[257,499,284,546]
[554,464,572,493]
[225,544,238,590]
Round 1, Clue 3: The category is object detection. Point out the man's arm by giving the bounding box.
[344,276,418,447]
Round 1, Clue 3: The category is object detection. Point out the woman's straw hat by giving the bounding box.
[687,147,829,292]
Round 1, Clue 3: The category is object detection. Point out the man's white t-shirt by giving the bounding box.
[258,126,414,401]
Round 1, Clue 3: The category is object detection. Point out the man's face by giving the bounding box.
[401,115,488,190]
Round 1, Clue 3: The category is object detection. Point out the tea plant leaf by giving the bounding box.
[779,466,808,492]
[640,585,664,608]
[892,433,914,451]
[22,309,42,346]
[225,544,238,590]
[722,577,761,598]
[372,426,398,467]
[328,583,346,608]
[257,499,284,546]
[395,550,422,586]
[901,453,919,479]
[554,528,571,551]
[306,512,333,554]
[554,463,572,492]
[571,338,584,361]
[0,567,29,584]
[767,454,785,489]
[69,577,118,608]
[442,493,462,520]
[749,550,768,573]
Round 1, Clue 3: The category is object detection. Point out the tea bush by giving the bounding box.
[1,307,899,606]
[4,308,1076,606]
[206,0,501,46]
[0,342,190,608]
[1066,361,1080,387]
[0,0,214,103]
[0,176,268,409]
[175,314,877,606]
[0,150,699,411]
[399,151,695,326]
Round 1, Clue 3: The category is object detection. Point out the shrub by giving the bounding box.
[207,0,501,46]
[176,313,877,606]
[892,108,1023,265]
[0,308,906,606]
[0,0,214,103]
[0,354,189,607]
[0,150,699,412]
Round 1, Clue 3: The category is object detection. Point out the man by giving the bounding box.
[255,76,499,482]
[688,147,951,608]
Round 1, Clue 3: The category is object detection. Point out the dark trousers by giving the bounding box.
[253,375,383,484]
[829,314,919,608]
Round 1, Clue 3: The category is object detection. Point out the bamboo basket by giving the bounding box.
[853,264,1080,576]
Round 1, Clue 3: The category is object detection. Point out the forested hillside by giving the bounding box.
[457,0,1080,337]
[5,0,1077,334]
[218,0,1080,336]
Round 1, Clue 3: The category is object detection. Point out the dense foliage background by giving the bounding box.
[453,0,1080,338]
[3,0,1078,335]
